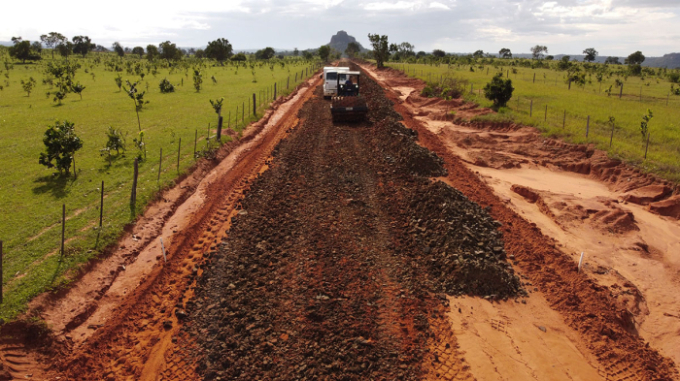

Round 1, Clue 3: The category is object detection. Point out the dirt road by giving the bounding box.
[1,62,678,380]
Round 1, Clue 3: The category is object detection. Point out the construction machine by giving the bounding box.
[329,71,368,122]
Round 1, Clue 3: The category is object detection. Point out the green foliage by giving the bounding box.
[21,77,36,96]
[38,120,83,174]
[345,42,360,58]
[210,97,224,117]
[100,126,126,162]
[499,48,512,59]
[44,60,80,104]
[159,78,175,93]
[255,47,275,60]
[193,69,203,92]
[146,44,159,60]
[483,74,514,108]
[640,109,653,140]
[205,38,233,61]
[131,46,144,58]
[123,80,148,113]
[583,48,598,62]
[72,36,94,57]
[318,45,331,62]
[626,51,645,65]
[159,41,183,60]
[231,53,247,61]
[112,42,124,57]
[530,45,548,59]
[668,72,680,84]
[114,74,123,91]
[70,82,86,100]
[9,38,41,63]
[368,34,389,69]
[433,49,446,58]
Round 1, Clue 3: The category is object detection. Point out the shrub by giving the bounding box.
[483,74,514,109]
[38,120,83,175]
[159,78,174,93]
[668,72,680,84]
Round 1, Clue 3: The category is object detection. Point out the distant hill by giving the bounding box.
[327,31,366,56]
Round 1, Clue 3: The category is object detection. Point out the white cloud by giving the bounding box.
[429,2,451,10]
[364,1,423,11]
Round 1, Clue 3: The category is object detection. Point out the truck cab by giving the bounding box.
[323,66,350,98]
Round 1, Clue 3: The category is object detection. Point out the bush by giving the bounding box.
[159,78,175,93]
[420,77,468,99]
[38,120,83,175]
[668,72,680,84]
[483,74,514,109]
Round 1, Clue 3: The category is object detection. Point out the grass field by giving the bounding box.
[0,54,318,320]
[387,61,680,181]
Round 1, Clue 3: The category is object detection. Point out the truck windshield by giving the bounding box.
[326,72,337,81]
[338,74,347,82]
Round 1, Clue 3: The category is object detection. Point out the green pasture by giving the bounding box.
[0,55,318,320]
[387,62,680,181]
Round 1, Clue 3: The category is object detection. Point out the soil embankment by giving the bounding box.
[361,61,679,380]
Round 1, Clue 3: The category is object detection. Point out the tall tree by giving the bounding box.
[368,33,389,69]
[158,41,183,60]
[530,45,548,59]
[9,37,41,63]
[72,36,94,57]
[255,47,275,60]
[345,42,360,58]
[205,38,233,61]
[318,45,331,61]
[432,49,446,58]
[625,51,645,65]
[112,42,125,57]
[40,32,66,59]
[146,44,159,60]
[131,46,145,58]
[473,50,484,59]
[56,41,73,57]
[293,48,299,56]
[499,48,512,59]
[583,48,598,62]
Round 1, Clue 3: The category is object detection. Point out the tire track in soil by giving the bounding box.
[54,75,321,380]
[359,62,679,380]
[183,64,522,379]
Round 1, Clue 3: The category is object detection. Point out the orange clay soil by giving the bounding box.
[360,61,679,381]
[0,74,320,380]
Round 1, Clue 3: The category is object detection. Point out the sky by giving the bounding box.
[2,0,679,56]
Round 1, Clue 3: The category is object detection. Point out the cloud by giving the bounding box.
[0,0,679,55]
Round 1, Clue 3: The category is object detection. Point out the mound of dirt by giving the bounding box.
[184,65,522,380]
[622,184,672,205]
[649,194,680,219]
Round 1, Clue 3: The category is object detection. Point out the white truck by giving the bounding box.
[322,66,350,98]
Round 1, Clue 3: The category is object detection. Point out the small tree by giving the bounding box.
[483,74,514,109]
[432,49,446,58]
[71,82,85,100]
[210,97,224,131]
[9,38,41,63]
[499,48,512,59]
[146,44,159,60]
[72,36,94,57]
[100,126,126,164]
[21,77,37,96]
[38,120,83,175]
[368,33,389,69]
[625,51,645,65]
[640,109,653,140]
[583,48,598,62]
[159,78,175,93]
[131,46,144,58]
[114,74,123,91]
[193,69,203,92]
[122,80,148,132]
[40,32,66,59]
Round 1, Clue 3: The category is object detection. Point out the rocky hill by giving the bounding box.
[328,31,366,56]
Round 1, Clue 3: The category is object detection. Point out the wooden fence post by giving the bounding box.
[533,73,536,83]
[645,133,651,159]
[157,148,162,182]
[177,138,181,173]
[99,181,104,228]
[610,125,615,147]
[530,100,533,117]
[242,102,245,123]
[274,83,277,100]
[217,116,223,140]
[287,76,289,89]
[586,116,590,137]
[544,105,547,121]
[253,93,257,116]
[194,129,198,157]
[61,204,66,258]
[619,84,623,99]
